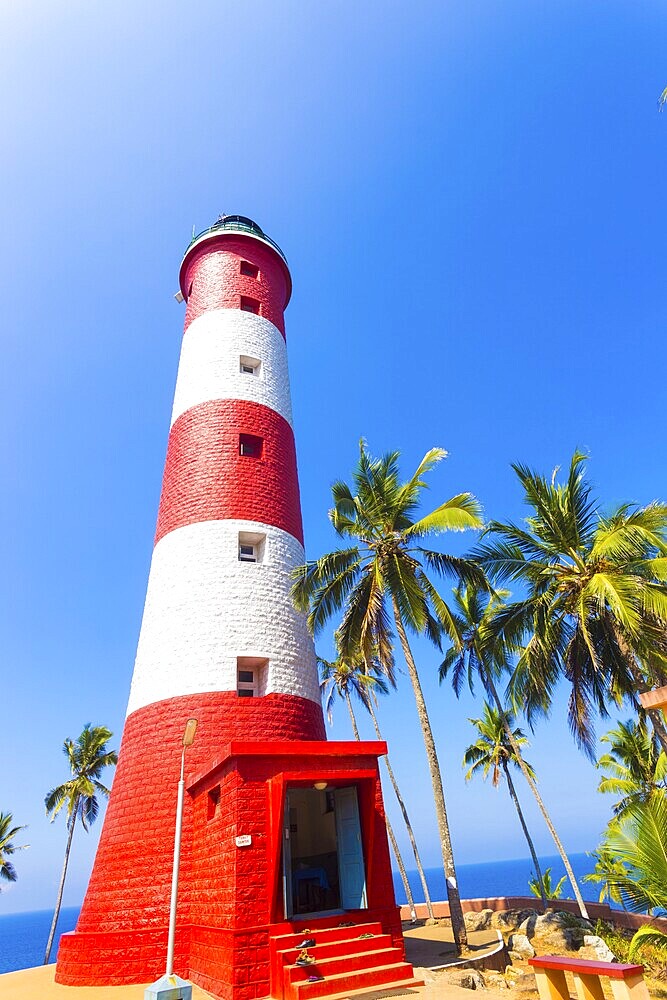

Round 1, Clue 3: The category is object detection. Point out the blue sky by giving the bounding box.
[2,1,666,914]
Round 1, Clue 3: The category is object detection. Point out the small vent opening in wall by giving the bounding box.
[207,786,220,820]
[240,261,259,279]
[237,657,268,698]
[239,433,262,458]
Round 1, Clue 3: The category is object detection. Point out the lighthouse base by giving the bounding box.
[57,739,408,1000]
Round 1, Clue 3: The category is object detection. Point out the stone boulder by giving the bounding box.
[491,909,538,933]
[508,933,535,960]
[465,909,494,932]
[580,935,617,963]
[529,910,594,952]
[447,969,487,990]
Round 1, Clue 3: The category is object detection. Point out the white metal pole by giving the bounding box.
[165,745,186,978]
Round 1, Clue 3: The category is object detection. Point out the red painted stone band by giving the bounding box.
[181,235,289,337]
[57,690,325,985]
[155,398,304,545]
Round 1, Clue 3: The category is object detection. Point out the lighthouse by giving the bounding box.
[55,217,418,1000]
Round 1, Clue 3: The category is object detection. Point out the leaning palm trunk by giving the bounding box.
[346,693,418,922]
[44,811,76,964]
[392,599,468,950]
[367,699,435,919]
[501,760,547,911]
[345,690,361,740]
[486,674,589,919]
[385,816,418,923]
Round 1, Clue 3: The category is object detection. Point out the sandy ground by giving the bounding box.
[0,964,515,1000]
[0,925,508,1000]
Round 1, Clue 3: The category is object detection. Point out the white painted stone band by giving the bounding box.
[170,309,293,428]
[126,519,320,715]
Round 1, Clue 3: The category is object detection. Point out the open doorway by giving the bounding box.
[282,786,367,918]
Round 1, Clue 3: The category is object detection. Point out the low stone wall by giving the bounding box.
[399,897,667,933]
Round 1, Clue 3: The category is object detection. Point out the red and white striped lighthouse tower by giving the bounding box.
[132,214,324,729]
[56,217,414,1000]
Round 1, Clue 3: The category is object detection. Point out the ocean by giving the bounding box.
[0,854,596,975]
[0,905,80,975]
[392,852,597,907]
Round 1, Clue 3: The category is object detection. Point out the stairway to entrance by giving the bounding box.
[270,918,423,1000]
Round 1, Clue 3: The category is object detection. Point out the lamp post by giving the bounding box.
[145,718,198,1000]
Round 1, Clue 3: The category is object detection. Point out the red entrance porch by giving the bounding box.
[185,740,414,1000]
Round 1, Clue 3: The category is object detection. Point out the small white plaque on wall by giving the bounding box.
[235,834,252,848]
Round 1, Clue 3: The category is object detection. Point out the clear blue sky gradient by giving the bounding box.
[2,2,666,913]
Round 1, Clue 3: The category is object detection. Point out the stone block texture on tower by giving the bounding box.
[56,216,325,986]
[55,217,409,1000]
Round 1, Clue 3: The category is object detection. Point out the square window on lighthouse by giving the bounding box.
[240,260,259,279]
[239,433,263,458]
[240,295,260,315]
[237,656,268,697]
[240,355,261,376]
[238,530,266,563]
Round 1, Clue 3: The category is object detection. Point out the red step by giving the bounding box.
[288,946,405,983]
[272,921,384,950]
[278,932,394,965]
[287,961,418,1000]
[308,978,425,1000]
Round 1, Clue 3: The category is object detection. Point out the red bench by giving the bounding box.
[529,955,649,1000]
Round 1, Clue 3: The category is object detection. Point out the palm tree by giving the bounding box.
[440,584,590,918]
[528,867,566,900]
[582,848,628,907]
[44,724,117,964]
[597,718,667,823]
[293,443,484,950]
[463,702,547,911]
[0,812,28,888]
[474,453,667,758]
[319,654,421,922]
[602,796,667,957]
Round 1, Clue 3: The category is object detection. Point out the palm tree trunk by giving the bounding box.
[344,690,361,740]
[44,812,76,964]
[346,693,418,921]
[502,760,547,912]
[366,699,435,919]
[385,815,419,923]
[391,597,468,951]
[485,673,589,919]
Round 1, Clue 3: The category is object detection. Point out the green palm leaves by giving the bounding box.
[293,442,484,661]
[319,652,389,733]
[475,452,667,758]
[528,868,566,900]
[597,718,667,822]
[45,724,117,831]
[604,797,667,917]
[463,702,534,787]
[0,812,27,888]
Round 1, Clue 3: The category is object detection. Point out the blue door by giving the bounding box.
[334,787,367,910]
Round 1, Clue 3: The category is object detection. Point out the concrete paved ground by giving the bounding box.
[0,927,507,1000]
